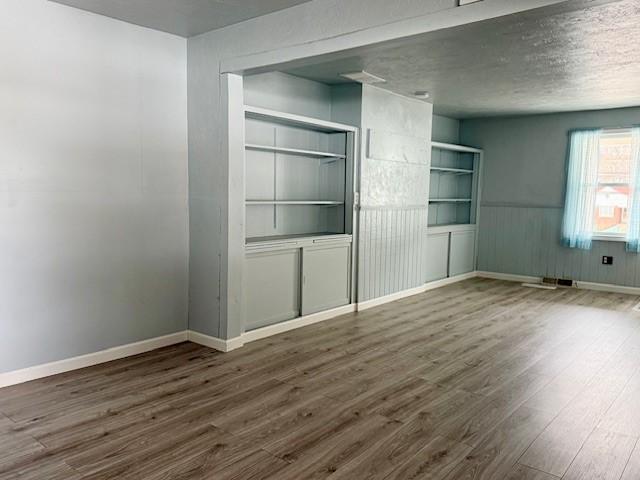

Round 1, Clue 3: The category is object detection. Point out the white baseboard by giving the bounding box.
[477,271,640,296]
[241,304,356,344]
[187,330,244,352]
[476,271,543,284]
[357,271,478,311]
[356,285,430,311]
[0,331,188,389]
[575,281,640,296]
[424,271,478,291]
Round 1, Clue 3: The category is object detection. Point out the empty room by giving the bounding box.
[3,0,640,479]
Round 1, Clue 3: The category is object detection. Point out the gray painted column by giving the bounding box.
[221,73,246,339]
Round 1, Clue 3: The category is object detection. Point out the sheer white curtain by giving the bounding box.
[561,129,602,250]
[625,127,640,252]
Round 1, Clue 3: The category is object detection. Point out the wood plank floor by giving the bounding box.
[3,278,640,479]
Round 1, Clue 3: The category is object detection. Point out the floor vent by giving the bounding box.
[522,277,574,290]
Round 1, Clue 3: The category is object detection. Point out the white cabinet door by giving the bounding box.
[244,248,301,331]
[449,230,476,276]
[426,233,450,282]
[301,243,351,316]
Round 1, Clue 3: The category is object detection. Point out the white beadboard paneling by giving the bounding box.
[479,205,640,287]
[358,207,428,301]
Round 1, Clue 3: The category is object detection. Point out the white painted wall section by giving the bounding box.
[0,0,189,373]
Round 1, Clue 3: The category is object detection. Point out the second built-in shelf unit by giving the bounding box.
[426,141,483,284]
[428,141,482,228]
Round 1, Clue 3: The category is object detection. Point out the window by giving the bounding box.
[561,127,640,250]
[593,130,633,238]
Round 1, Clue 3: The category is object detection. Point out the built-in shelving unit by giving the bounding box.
[244,106,356,244]
[242,103,358,332]
[428,141,482,227]
[426,141,482,284]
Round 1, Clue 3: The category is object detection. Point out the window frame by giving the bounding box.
[592,128,633,242]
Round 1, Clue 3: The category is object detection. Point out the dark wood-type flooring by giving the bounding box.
[3,278,640,479]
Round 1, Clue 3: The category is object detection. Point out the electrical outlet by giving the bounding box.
[602,256,613,265]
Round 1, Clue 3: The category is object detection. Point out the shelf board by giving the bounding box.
[430,167,473,175]
[429,198,472,203]
[431,141,483,154]
[245,144,346,159]
[246,232,351,245]
[246,200,344,206]
[244,105,357,133]
[427,224,477,234]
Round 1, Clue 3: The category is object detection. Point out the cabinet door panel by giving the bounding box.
[426,233,450,282]
[301,243,351,316]
[450,230,476,276]
[245,248,300,331]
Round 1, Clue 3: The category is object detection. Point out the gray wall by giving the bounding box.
[461,107,640,286]
[244,72,333,120]
[358,87,433,301]
[432,114,460,144]
[1,1,189,373]
[188,0,459,339]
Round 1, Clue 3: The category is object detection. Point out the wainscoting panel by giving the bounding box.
[358,206,428,302]
[478,205,640,287]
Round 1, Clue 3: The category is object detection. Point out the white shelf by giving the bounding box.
[244,105,357,134]
[429,199,472,203]
[432,141,483,154]
[431,167,473,175]
[246,233,352,249]
[245,144,346,159]
[427,224,477,235]
[246,200,344,205]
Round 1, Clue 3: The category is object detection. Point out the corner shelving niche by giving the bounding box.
[244,106,356,244]
[426,141,483,284]
[428,141,482,227]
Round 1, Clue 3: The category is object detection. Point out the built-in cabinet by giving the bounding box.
[426,141,482,282]
[244,235,352,331]
[243,106,357,331]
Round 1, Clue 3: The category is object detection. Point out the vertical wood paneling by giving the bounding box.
[358,207,428,302]
[479,205,640,287]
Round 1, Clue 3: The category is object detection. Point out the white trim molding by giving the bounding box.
[574,281,640,296]
[476,271,543,284]
[241,304,356,344]
[357,271,478,311]
[357,284,430,312]
[424,272,478,291]
[188,330,244,352]
[477,271,640,296]
[0,331,188,389]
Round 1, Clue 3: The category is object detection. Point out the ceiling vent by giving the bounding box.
[339,71,386,84]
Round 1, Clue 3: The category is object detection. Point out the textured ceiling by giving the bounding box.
[49,0,313,37]
[282,0,640,118]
